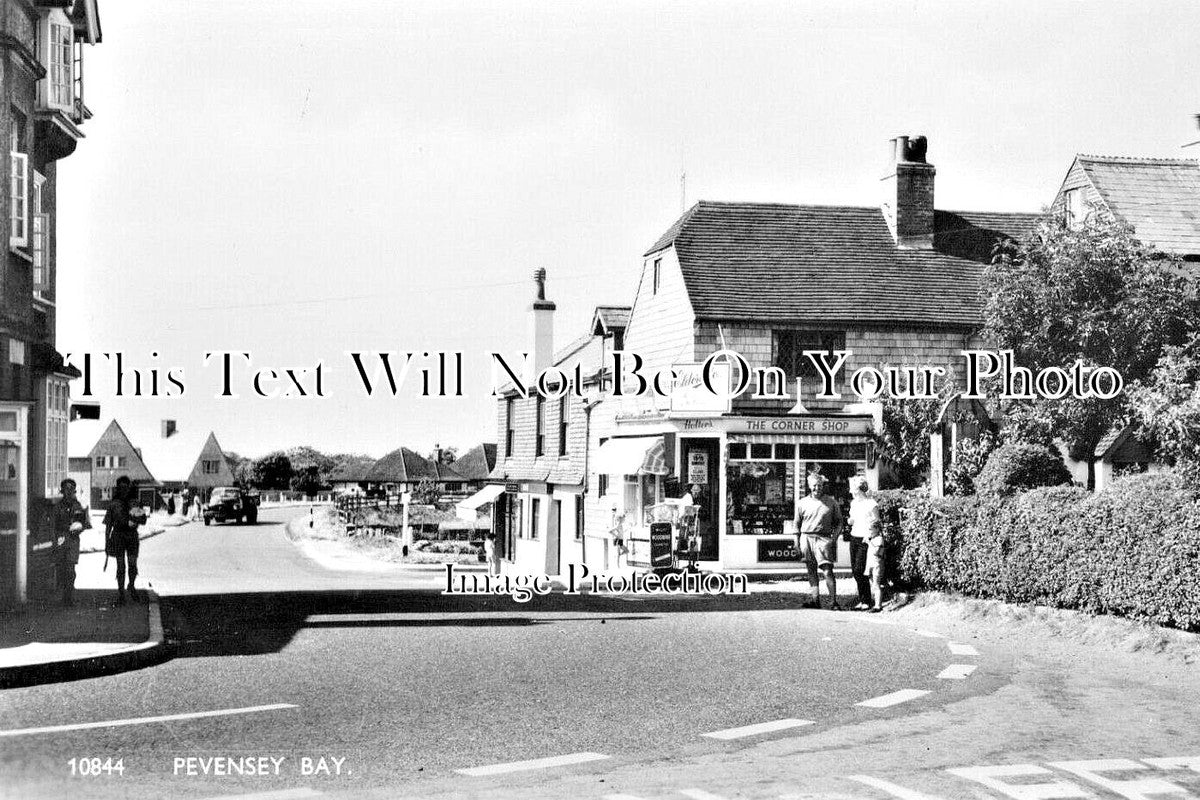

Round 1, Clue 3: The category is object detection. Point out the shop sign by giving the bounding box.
[650,522,673,568]
[758,538,801,562]
[687,451,709,485]
[732,416,874,435]
[669,363,732,414]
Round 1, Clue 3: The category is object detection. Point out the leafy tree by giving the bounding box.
[428,445,459,465]
[411,477,441,505]
[290,465,325,496]
[945,430,999,495]
[877,394,943,488]
[982,216,1195,484]
[286,446,336,478]
[252,452,294,490]
[1128,334,1200,476]
[225,451,255,486]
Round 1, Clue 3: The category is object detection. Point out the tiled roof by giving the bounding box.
[365,447,438,483]
[1074,156,1200,256]
[450,443,497,481]
[593,305,632,332]
[136,431,217,484]
[644,201,1040,326]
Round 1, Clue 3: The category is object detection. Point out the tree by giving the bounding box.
[286,446,336,479]
[225,451,255,486]
[252,452,294,490]
[411,477,441,505]
[982,216,1195,485]
[290,465,325,497]
[428,445,459,465]
[1128,334,1200,476]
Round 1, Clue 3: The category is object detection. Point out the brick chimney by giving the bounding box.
[528,268,556,377]
[881,135,935,249]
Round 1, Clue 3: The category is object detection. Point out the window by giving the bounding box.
[652,258,661,294]
[598,473,609,497]
[202,459,221,475]
[557,396,568,457]
[48,21,74,109]
[504,398,513,460]
[32,172,47,295]
[9,114,27,248]
[504,398,515,457]
[529,498,540,540]
[774,330,846,393]
[574,497,584,541]
[1064,188,1087,228]
[94,455,104,469]
[535,396,545,457]
[44,378,68,496]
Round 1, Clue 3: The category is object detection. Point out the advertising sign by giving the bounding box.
[669,363,732,414]
[687,451,709,485]
[758,538,801,563]
[650,522,674,568]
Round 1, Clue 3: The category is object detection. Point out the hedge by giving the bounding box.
[883,473,1200,632]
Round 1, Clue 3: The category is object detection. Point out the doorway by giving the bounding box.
[680,437,720,560]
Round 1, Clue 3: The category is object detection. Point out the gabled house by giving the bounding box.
[364,447,439,494]
[490,136,1038,577]
[1052,155,1200,258]
[67,419,156,508]
[132,421,234,502]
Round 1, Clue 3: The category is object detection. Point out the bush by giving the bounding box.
[945,431,999,495]
[974,442,1072,497]
[889,471,1200,631]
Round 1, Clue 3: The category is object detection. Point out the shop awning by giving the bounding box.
[729,433,874,445]
[594,437,669,476]
[456,484,505,521]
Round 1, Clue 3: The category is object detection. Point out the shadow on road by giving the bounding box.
[161,587,824,660]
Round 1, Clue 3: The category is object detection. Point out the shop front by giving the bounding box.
[600,411,878,574]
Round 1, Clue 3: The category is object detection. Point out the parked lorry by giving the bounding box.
[203,487,260,526]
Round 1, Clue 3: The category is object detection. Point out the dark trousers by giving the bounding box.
[849,538,871,604]
[110,534,140,594]
[58,557,76,603]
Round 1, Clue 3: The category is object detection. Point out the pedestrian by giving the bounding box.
[166,492,176,517]
[847,476,880,610]
[484,533,498,575]
[795,473,844,610]
[52,478,91,607]
[103,476,147,605]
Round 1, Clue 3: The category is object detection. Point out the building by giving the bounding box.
[363,447,439,495]
[490,136,1038,577]
[132,420,235,502]
[1052,155,1200,258]
[67,419,156,509]
[1050,155,1200,485]
[442,442,496,493]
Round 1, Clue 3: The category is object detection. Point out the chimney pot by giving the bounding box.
[528,269,556,378]
[882,134,935,249]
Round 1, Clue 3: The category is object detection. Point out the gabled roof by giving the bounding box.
[449,443,498,481]
[591,305,632,336]
[68,418,108,459]
[136,430,222,484]
[1072,155,1200,256]
[365,447,438,483]
[644,201,1039,327]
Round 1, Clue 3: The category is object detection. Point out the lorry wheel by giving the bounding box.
[247,512,257,525]
[203,517,210,526]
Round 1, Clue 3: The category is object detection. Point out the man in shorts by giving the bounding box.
[795,473,844,609]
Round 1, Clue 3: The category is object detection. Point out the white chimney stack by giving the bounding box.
[881,134,936,249]
[528,268,556,378]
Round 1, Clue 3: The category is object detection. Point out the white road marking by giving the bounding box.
[856,689,930,708]
[1144,756,1200,773]
[948,764,1092,799]
[679,790,730,800]
[199,789,322,800]
[947,642,979,656]
[1049,759,1191,799]
[701,718,815,740]
[603,795,648,800]
[0,703,298,738]
[847,774,947,799]
[456,751,610,776]
[937,664,978,680]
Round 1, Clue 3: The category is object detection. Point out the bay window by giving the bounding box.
[9,116,27,248]
[44,378,68,497]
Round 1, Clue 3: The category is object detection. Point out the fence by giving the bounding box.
[259,491,336,504]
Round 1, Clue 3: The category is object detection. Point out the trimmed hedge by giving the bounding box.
[887,472,1200,631]
[974,442,1072,496]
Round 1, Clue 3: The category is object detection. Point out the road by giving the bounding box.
[1,506,1198,800]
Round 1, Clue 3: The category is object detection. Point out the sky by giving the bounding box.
[55,0,1200,459]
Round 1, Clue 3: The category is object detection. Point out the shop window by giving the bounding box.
[774,443,795,460]
[44,377,68,497]
[726,459,795,536]
[749,443,772,460]
[623,473,662,525]
[774,330,846,390]
[727,442,748,460]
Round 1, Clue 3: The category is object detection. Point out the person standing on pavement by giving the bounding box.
[847,477,880,610]
[53,478,91,607]
[795,473,844,610]
[103,476,147,605]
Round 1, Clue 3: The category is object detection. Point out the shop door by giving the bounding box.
[681,438,720,560]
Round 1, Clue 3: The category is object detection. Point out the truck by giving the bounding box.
[203,487,260,526]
